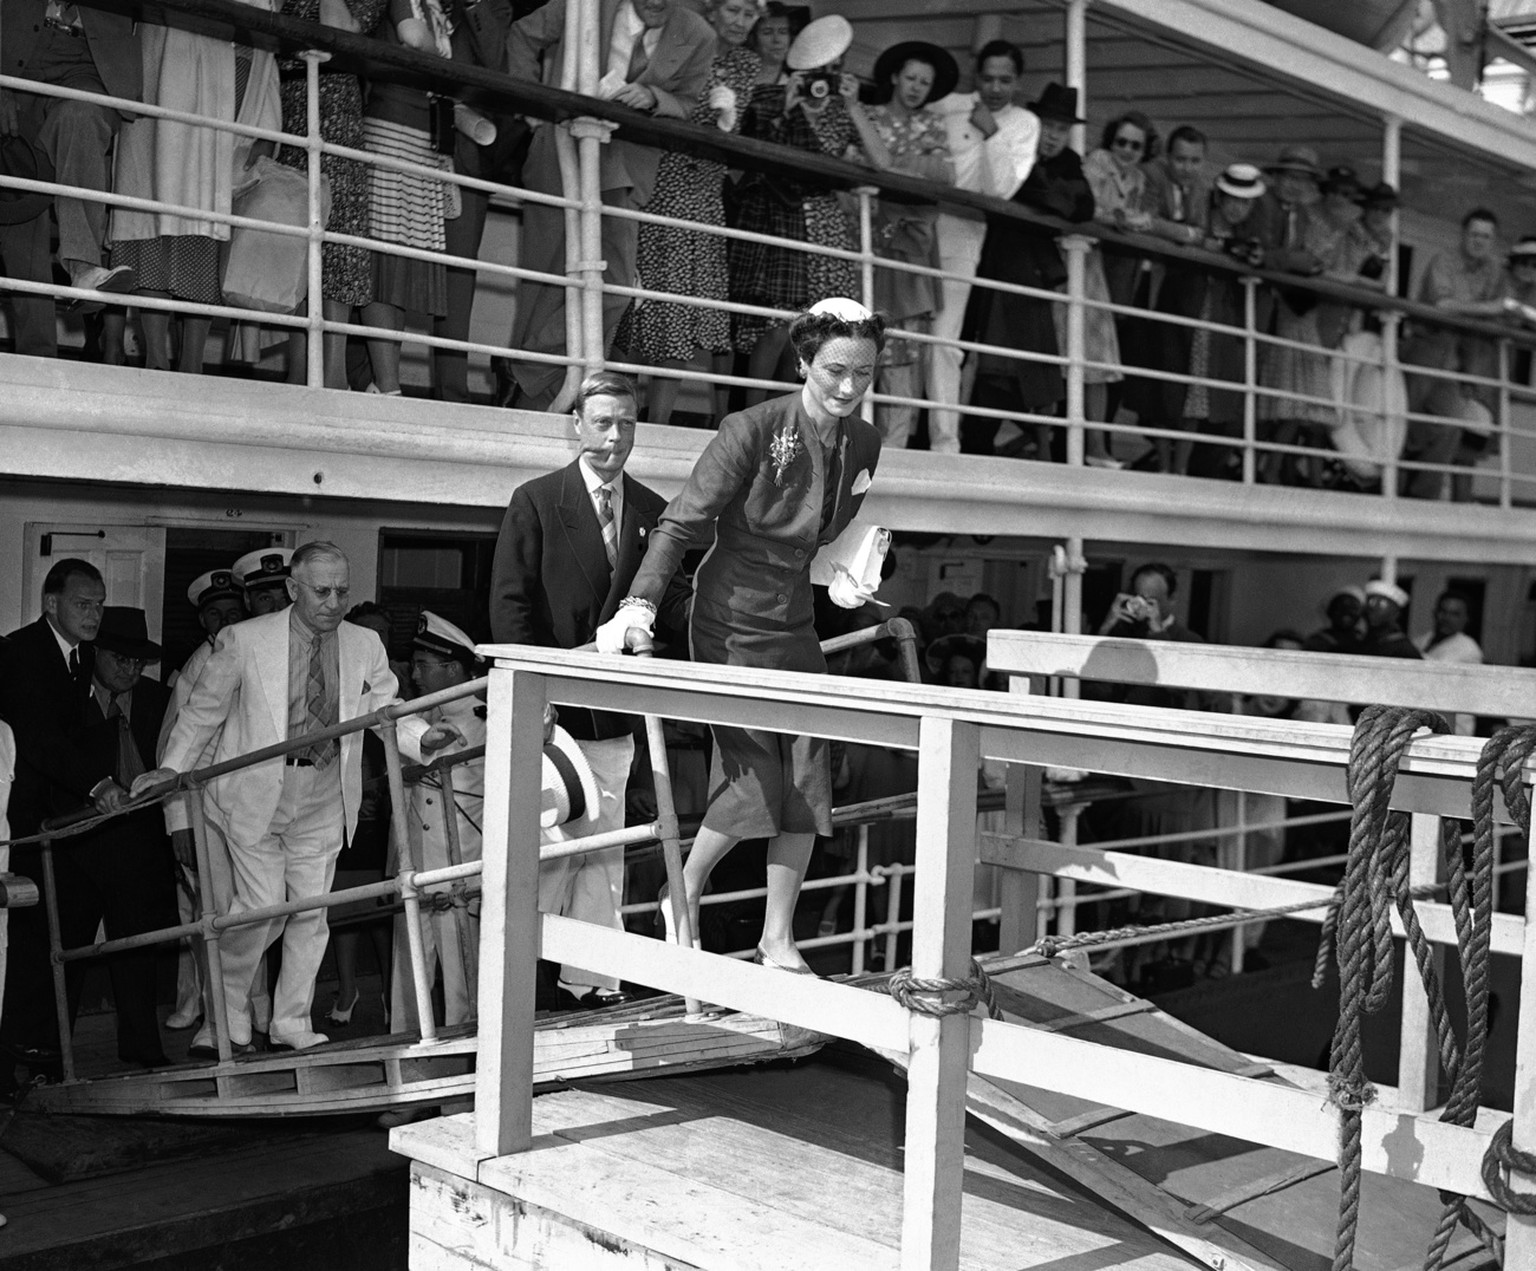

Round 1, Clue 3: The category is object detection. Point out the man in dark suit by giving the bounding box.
[0,557,104,1075]
[0,0,142,341]
[66,607,177,1067]
[491,0,715,409]
[489,371,688,1005]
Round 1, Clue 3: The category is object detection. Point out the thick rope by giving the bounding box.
[1482,1121,1536,1217]
[1318,706,1506,1271]
[885,960,1002,1020]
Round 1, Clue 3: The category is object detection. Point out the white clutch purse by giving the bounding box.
[811,521,891,609]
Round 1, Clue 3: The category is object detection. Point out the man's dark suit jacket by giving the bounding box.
[490,459,690,740]
[0,617,98,837]
[1,0,141,105]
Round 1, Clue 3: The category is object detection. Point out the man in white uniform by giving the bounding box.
[1415,589,1484,736]
[926,39,1038,454]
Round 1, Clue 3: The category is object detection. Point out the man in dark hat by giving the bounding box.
[0,0,142,327]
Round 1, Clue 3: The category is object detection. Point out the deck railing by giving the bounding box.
[475,637,1536,1271]
[2,0,1534,504]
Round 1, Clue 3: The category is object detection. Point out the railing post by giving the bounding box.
[899,715,978,1271]
[1503,767,1536,1267]
[39,833,74,1082]
[302,49,329,390]
[1230,791,1248,974]
[187,790,235,1063]
[1061,235,1089,468]
[998,672,1043,956]
[383,725,438,1044]
[570,118,613,385]
[1397,812,1444,1112]
[1499,337,1513,510]
[1242,275,1259,486]
[852,828,869,974]
[855,184,879,427]
[476,665,546,1158]
[1380,310,1402,499]
[439,764,478,1020]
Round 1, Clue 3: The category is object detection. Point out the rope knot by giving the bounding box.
[886,959,1000,1020]
[1325,1070,1378,1115]
[1480,1121,1536,1216]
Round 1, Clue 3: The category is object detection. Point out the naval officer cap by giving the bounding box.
[233,546,294,593]
[414,610,482,662]
[187,568,244,610]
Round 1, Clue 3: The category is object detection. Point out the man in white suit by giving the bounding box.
[137,542,434,1052]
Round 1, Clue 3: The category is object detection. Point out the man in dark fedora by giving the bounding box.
[0,0,141,315]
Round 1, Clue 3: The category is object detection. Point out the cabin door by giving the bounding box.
[21,522,167,639]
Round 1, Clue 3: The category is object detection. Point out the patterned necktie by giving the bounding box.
[596,484,618,569]
[107,696,144,784]
[303,634,336,770]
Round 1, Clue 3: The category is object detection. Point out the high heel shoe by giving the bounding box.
[325,990,360,1026]
[753,946,815,976]
[656,883,676,942]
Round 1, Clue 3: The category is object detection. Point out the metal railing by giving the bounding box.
[0,0,1533,504]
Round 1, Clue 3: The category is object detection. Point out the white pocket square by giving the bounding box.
[851,469,872,496]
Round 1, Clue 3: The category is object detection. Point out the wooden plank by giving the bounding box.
[1505,814,1536,1271]
[900,716,978,1271]
[1046,1106,1135,1138]
[1183,1158,1336,1224]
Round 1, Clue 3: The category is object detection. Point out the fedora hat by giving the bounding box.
[1267,144,1322,179]
[1322,165,1363,201]
[0,135,53,226]
[787,14,852,71]
[1362,181,1399,211]
[1027,82,1083,125]
[871,40,959,107]
[93,607,162,662]
[542,725,601,829]
[1214,163,1265,200]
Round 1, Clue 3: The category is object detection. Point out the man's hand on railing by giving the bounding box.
[420,722,466,754]
[90,779,130,815]
[611,82,657,112]
[132,767,177,799]
[170,829,197,872]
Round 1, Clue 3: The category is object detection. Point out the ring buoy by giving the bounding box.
[1328,330,1407,482]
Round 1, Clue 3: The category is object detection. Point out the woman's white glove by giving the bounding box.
[596,600,656,653]
[827,565,879,610]
[709,84,738,132]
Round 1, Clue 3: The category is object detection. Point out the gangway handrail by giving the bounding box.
[42,0,1536,353]
[986,629,1534,720]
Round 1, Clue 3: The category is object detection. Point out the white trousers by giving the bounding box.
[215,764,343,1040]
[927,213,988,455]
[538,734,634,992]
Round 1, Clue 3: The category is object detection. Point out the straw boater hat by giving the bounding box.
[1214,163,1265,200]
[871,40,960,105]
[1267,144,1322,179]
[786,14,852,70]
[94,607,163,663]
[233,546,294,595]
[1364,579,1409,610]
[542,725,602,829]
[1510,236,1536,262]
[187,568,244,612]
[1027,82,1084,125]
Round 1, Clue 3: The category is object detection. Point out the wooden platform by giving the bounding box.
[394,1056,1198,1271]
[24,999,821,1118]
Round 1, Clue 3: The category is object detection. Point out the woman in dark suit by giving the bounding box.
[598,299,885,973]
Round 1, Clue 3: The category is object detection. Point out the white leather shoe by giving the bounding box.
[268,1028,329,1051]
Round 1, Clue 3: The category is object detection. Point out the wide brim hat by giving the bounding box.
[786,14,852,71]
[1267,144,1322,179]
[925,632,987,677]
[0,135,54,226]
[542,725,602,829]
[1026,82,1084,125]
[1363,579,1409,609]
[1214,163,1265,200]
[188,568,244,610]
[871,40,960,107]
[93,606,162,662]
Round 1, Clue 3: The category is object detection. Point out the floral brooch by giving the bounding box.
[768,421,801,487]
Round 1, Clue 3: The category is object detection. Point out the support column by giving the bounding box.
[1065,0,1088,155]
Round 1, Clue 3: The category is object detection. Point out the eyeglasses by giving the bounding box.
[97,649,149,670]
[1112,136,1145,152]
[292,578,351,603]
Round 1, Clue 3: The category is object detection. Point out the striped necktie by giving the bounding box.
[302,634,336,769]
[596,484,618,569]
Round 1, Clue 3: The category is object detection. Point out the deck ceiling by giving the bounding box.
[833,0,1536,232]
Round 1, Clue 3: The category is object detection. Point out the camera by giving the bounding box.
[1358,254,1385,281]
[800,70,839,101]
[1224,236,1264,268]
[1121,594,1156,624]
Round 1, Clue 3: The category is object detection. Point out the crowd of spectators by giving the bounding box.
[3,0,1534,498]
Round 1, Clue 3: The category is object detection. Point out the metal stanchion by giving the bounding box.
[187,790,236,1063]
[383,727,439,1044]
[40,833,73,1082]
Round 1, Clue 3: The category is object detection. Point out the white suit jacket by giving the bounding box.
[159,611,413,844]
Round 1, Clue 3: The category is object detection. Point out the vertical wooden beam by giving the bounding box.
[998,675,1043,956]
[1398,812,1443,1112]
[475,665,546,1159]
[1065,0,1087,154]
[1502,782,1536,1271]
[900,715,979,1271]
